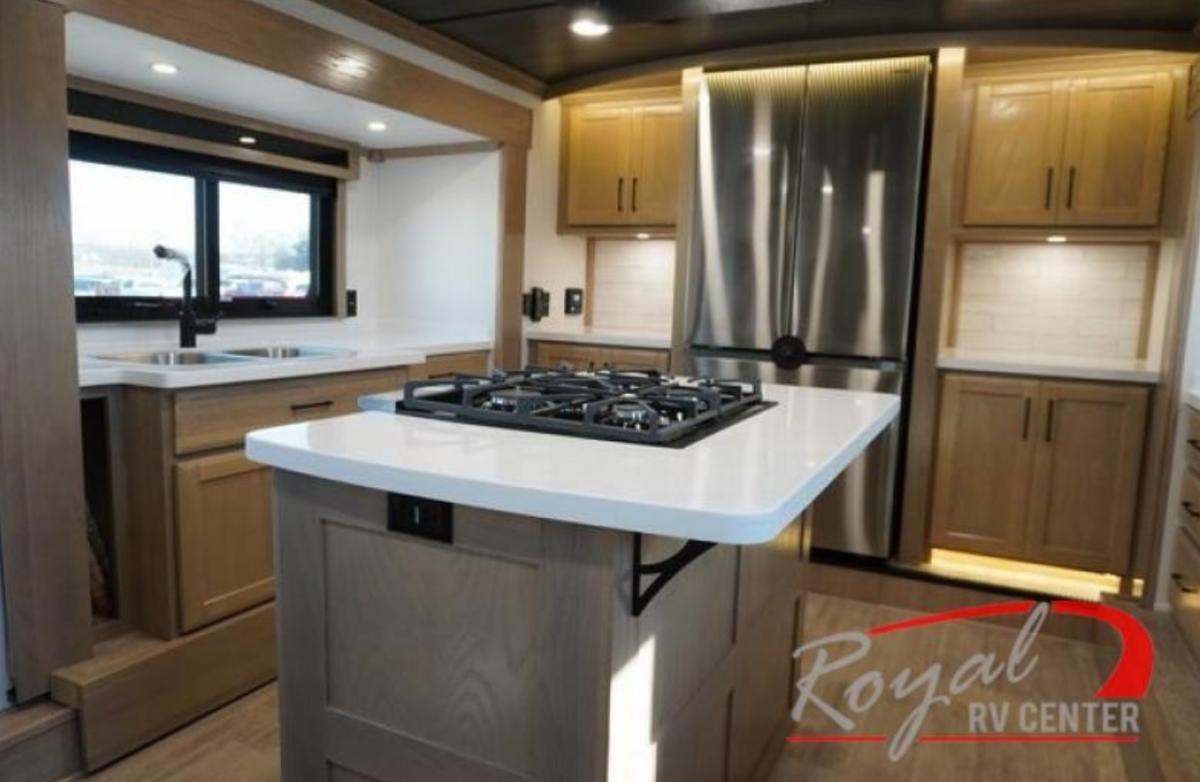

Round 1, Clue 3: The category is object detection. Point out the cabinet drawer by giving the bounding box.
[424,351,490,379]
[608,347,670,372]
[1185,410,1200,475]
[1170,528,1200,660]
[174,368,407,455]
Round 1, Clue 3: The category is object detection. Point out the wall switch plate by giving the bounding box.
[387,493,453,543]
[565,287,584,315]
[345,289,358,317]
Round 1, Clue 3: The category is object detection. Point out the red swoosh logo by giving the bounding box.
[868,599,1153,699]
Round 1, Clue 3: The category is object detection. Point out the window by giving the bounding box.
[70,133,336,321]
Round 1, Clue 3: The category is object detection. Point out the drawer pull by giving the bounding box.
[1172,572,1199,595]
[1188,438,1200,451]
[291,400,334,413]
[1184,501,1200,519]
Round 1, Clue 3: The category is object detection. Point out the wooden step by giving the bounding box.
[0,698,81,782]
[50,602,276,771]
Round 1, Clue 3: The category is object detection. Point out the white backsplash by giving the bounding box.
[952,243,1153,360]
[590,239,675,335]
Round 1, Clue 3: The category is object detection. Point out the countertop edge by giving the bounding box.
[937,355,1161,384]
[244,397,900,545]
[525,330,672,350]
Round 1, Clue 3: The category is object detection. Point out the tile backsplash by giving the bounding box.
[590,239,675,334]
[951,243,1154,360]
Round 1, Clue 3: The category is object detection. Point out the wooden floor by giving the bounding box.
[87,592,1176,782]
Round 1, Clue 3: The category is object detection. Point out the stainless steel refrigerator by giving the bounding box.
[680,56,931,558]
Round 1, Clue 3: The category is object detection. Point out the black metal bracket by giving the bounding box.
[631,533,716,616]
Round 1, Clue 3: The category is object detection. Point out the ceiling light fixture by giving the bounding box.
[332,55,369,78]
[367,121,387,132]
[150,62,178,75]
[569,17,611,37]
[238,136,258,145]
[1046,235,1068,243]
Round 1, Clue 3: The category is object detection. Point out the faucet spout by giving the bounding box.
[152,245,218,349]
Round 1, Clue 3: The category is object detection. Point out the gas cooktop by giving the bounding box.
[394,368,773,447]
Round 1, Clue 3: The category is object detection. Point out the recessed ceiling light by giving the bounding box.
[569,17,611,37]
[636,233,650,240]
[238,136,258,145]
[332,56,369,78]
[367,121,387,132]
[1046,235,1068,243]
[150,62,178,75]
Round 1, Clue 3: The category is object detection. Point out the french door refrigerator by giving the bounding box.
[681,56,931,558]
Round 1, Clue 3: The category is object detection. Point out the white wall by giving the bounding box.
[522,99,588,333]
[371,151,501,336]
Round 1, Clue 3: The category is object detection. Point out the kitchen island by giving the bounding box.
[246,382,899,782]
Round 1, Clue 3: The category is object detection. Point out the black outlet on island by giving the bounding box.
[387,493,453,543]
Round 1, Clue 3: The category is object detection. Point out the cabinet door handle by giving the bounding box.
[1173,572,1199,595]
[291,400,334,413]
[1066,166,1076,209]
[1188,438,1200,451]
[1044,400,1055,442]
[1021,397,1032,440]
[617,177,624,212]
[1183,501,1200,519]
[632,177,639,212]
[1044,167,1054,210]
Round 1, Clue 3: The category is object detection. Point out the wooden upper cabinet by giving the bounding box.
[963,79,1068,227]
[565,104,632,226]
[561,89,682,230]
[629,103,683,226]
[962,68,1174,228]
[1057,72,1173,226]
[930,374,1040,558]
[1025,382,1147,573]
[175,450,275,632]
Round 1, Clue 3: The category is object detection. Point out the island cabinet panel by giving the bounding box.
[1025,382,1148,573]
[930,374,1040,559]
[963,79,1068,226]
[930,373,1148,573]
[273,472,807,782]
[175,450,275,632]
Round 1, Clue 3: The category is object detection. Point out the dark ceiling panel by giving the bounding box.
[363,0,1199,86]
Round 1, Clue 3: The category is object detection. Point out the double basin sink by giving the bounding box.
[94,345,357,367]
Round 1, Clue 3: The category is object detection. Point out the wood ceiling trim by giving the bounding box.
[56,0,533,148]
[546,27,1200,96]
[306,0,546,96]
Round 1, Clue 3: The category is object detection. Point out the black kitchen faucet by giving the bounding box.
[153,245,218,349]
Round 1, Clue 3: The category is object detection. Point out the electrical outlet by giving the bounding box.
[346,289,357,317]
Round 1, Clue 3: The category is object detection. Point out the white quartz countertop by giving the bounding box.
[937,349,1160,384]
[1185,389,1200,412]
[77,336,492,389]
[245,383,900,545]
[525,327,671,350]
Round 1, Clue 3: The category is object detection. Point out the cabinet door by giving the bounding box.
[930,374,1041,558]
[1058,72,1173,226]
[606,347,670,373]
[962,79,1069,226]
[564,105,632,226]
[629,103,682,226]
[533,342,607,371]
[175,450,275,632]
[1026,382,1147,572]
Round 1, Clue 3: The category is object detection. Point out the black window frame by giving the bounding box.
[70,131,337,323]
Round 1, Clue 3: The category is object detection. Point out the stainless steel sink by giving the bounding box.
[220,345,356,360]
[95,350,251,366]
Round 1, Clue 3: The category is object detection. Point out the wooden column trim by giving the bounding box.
[57,0,532,148]
[897,48,967,566]
[495,145,527,369]
[0,0,93,701]
[374,140,502,159]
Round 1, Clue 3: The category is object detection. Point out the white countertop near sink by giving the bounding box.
[1185,388,1200,412]
[525,327,671,350]
[245,383,899,545]
[78,335,493,389]
[937,349,1161,384]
